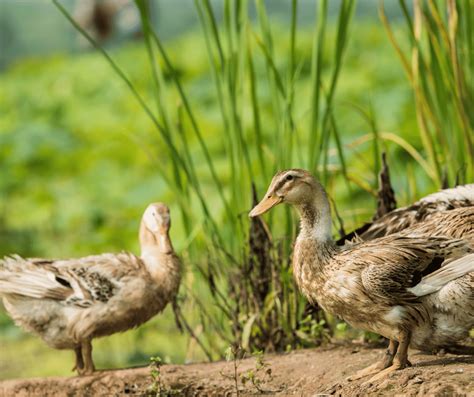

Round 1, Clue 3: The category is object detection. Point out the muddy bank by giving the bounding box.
[1,345,472,396]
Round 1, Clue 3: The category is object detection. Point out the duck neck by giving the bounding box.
[140,221,174,254]
[139,221,177,279]
[295,194,333,244]
[293,192,335,289]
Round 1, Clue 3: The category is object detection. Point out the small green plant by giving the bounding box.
[147,356,179,397]
[221,346,282,395]
[240,350,280,394]
[221,345,246,397]
[148,356,164,396]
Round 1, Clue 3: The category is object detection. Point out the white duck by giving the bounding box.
[0,203,181,375]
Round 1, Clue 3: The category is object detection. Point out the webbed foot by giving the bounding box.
[347,339,399,382]
[347,361,386,381]
[362,359,410,385]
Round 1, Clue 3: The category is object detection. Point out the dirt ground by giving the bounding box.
[1,344,472,396]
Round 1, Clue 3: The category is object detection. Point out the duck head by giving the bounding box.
[143,203,171,234]
[140,202,174,255]
[249,169,321,217]
[250,169,332,241]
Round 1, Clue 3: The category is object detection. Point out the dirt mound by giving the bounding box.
[1,345,472,396]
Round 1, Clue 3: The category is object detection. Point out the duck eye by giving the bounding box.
[286,175,293,181]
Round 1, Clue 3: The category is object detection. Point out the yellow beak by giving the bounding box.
[249,195,282,217]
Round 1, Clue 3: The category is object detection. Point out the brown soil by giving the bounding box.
[1,344,472,396]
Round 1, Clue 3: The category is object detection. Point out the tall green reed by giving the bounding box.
[51,0,361,357]
[381,0,473,186]
[54,0,431,358]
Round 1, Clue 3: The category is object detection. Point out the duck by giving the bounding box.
[338,183,474,244]
[249,169,473,381]
[0,202,181,375]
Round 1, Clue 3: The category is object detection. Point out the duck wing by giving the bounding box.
[338,184,474,244]
[398,207,474,242]
[0,252,143,308]
[338,235,473,304]
[0,255,72,300]
[407,252,474,296]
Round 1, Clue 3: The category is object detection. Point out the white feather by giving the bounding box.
[0,269,57,298]
[419,184,474,204]
[408,253,474,297]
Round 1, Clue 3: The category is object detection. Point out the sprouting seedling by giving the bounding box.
[221,345,246,397]
[147,356,181,397]
[148,356,164,396]
[240,351,283,394]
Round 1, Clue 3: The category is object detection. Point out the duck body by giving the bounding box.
[0,203,181,374]
[294,236,473,351]
[250,169,473,380]
[2,252,179,350]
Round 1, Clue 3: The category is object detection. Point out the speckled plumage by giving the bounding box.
[342,184,474,242]
[399,207,474,243]
[0,203,181,375]
[294,236,473,350]
[250,169,474,379]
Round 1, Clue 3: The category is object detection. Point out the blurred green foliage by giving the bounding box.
[0,1,467,378]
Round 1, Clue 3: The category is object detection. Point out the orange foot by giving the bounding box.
[362,361,411,386]
[347,362,387,381]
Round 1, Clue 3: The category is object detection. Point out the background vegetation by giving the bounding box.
[0,0,472,379]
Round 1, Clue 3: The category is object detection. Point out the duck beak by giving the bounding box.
[159,213,171,231]
[249,195,282,217]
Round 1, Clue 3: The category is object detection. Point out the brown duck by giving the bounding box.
[250,169,473,381]
[0,203,181,375]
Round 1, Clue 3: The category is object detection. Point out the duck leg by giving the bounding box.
[347,339,399,381]
[72,346,84,374]
[81,339,96,375]
[364,331,411,384]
